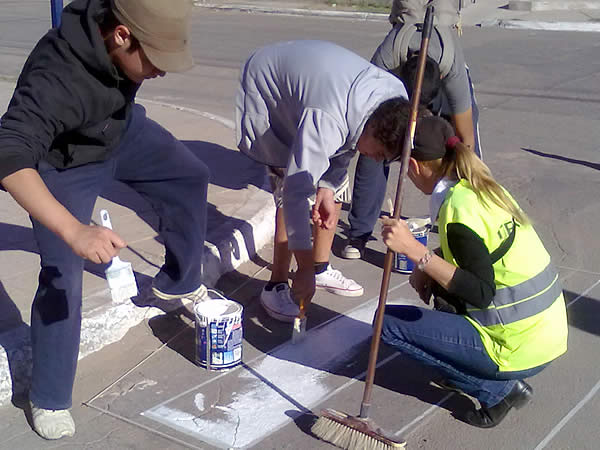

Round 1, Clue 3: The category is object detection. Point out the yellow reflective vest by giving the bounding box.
[438,180,568,372]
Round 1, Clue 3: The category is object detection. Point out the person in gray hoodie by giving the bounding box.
[236,40,409,323]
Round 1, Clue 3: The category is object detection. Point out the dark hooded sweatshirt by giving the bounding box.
[0,0,138,181]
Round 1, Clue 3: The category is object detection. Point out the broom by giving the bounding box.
[311,4,435,449]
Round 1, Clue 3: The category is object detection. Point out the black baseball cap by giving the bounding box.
[387,116,458,163]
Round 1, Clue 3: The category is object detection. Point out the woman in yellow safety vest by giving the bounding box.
[380,115,568,428]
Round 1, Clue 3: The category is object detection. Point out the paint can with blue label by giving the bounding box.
[394,217,431,274]
[194,291,243,371]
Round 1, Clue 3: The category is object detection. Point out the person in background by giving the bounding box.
[236,40,416,323]
[342,0,481,259]
[0,0,208,439]
[380,115,568,428]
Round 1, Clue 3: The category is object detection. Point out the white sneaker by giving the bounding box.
[260,284,300,323]
[152,284,208,303]
[30,402,75,440]
[315,265,364,297]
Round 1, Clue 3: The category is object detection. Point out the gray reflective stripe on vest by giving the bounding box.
[466,263,563,327]
[392,23,455,78]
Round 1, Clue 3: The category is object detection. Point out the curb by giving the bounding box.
[482,18,600,32]
[194,2,389,20]
[194,1,600,28]
[509,1,600,11]
[0,101,276,406]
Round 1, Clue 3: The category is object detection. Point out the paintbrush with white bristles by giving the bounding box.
[99,209,138,303]
[292,298,307,344]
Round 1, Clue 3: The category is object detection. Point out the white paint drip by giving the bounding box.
[131,379,158,392]
[194,393,205,412]
[248,316,273,334]
[143,296,410,449]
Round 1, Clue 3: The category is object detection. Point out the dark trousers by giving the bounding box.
[380,306,548,407]
[29,105,209,409]
[347,68,481,240]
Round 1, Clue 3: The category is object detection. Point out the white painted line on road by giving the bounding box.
[85,401,205,450]
[534,377,600,450]
[138,98,235,129]
[145,280,410,412]
[557,265,600,276]
[387,277,600,442]
[566,278,600,307]
[142,282,410,449]
[522,277,600,448]
[394,392,453,438]
[132,273,599,448]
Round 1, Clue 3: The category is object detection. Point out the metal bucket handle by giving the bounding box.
[200,288,233,371]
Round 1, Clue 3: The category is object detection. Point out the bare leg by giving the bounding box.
[271,206,293,282]
[313,202,342,263]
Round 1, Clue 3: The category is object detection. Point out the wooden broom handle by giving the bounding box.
[360,4,435,418]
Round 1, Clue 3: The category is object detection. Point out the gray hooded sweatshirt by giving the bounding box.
[236,40,407,250]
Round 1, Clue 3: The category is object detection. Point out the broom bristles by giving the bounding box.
[312,409,406,450]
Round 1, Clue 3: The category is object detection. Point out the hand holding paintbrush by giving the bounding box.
[292,299,307,344]
[99,209,139,303]
[290,263,315,343]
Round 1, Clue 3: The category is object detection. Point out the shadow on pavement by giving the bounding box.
[565,289,600,337]
[99,140,271,279]
[522,148,600,171]
[182,140,268,191]
[204,202,270,275]
[0,281,31,407]
[374,352,478,421]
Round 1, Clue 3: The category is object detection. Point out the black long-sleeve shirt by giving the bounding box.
[434,222,496,312]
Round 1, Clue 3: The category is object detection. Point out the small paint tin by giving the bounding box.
[394,218,431,274]
[195,294,243,371]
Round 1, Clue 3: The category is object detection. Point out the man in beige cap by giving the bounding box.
[0,0,206,440]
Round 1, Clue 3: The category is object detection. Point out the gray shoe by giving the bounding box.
[341,238,367,259]
[260,284,299,323]
[30,402,75,440]
[152,284,208,302]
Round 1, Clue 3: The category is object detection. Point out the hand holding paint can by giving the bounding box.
[394,217,431,274]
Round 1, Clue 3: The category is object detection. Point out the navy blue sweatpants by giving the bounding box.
[29,105,209,409]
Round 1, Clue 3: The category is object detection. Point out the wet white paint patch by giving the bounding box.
[194,393,205,412]
[142,290,411,449]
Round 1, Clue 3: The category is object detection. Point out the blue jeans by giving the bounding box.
[29,104,210,409]
[380,306,548,408]
[348,69,481,240]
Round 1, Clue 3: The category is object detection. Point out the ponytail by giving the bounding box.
[431,143,530,225]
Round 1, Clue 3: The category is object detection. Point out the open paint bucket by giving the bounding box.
[194,291,243,370]
[394,217,431,274]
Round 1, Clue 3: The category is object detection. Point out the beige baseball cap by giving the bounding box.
[111,0,194,73]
